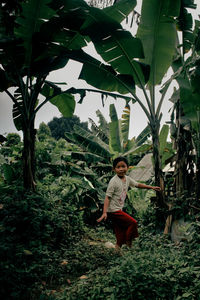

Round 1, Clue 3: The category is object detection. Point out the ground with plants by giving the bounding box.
[1,129,200,300]
[1,182,200,300]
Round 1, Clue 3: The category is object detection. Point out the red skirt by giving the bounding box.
[108,210,139,247]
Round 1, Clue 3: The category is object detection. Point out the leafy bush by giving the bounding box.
[0,183,84,300]
[0,134,23,184]
[61,228,200,300]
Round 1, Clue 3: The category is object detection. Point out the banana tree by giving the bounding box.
[78,0,181,208]
[109,103,152,159]
[108,104,174,170]
[0,0,136,189]
[64,105,152,182]
[175,2,200,200]
[163,1,199,199]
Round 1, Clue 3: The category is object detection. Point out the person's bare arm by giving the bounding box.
[137,183,161,191]
[97,196,110,222]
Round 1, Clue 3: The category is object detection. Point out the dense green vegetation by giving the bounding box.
[1,127,200,299]
[1,0,200,299]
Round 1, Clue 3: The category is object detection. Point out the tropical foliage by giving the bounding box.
[0,0,136,189]
[1,1,200,298]
[1,129,200,299]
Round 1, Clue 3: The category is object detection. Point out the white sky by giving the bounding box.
[0,1,199,139]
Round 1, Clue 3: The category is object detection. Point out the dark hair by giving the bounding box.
[112,156,129,168]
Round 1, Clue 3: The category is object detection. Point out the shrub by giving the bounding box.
[62,229,200,300]
[0,183,84,300]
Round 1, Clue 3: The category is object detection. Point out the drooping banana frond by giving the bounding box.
[176,0,197,54]
[137,0,181,85]
[81,6,150,87]
[121,103,130,149]
[12,89,24,131]
[89,118,109,144]
[109,103,122,153]
[135,125,151,147]
[14,0,56,66]
[65,125,111,160]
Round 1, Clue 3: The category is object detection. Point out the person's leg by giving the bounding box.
[113,211,138,247]
[114,224,126,248]
[124,213,138,247]
[108,212,126,248]
[108,210,138,248]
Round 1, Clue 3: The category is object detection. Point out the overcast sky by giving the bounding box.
[0,1,199,139]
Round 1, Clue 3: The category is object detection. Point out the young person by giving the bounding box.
[97,156,161,250]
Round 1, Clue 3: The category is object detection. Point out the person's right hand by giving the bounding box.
[97,212,107,223]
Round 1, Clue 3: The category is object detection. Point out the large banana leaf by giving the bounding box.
[123,143,152,157]
[103,0,137,23]
[71,151,105,163]
[121,104,130,148]
[137,0,181,85]
[158,124,174,168]
[96,109,110,140]
[176,0,197,53]
[109,104,122,153]
[34,0,136,64]
[76,49,135,94]
[135,125,151,147]
[50,93,75,118]
[66,125,111,159]
[180,79,200,132]
[159,124,169,154]
[14,0,56,66]
[81,6,150,86]
[12,90,24,131]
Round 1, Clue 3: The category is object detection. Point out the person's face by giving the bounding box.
[114,161,128,177]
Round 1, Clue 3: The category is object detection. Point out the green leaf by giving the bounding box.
[23,249,33,256]
[71,152,105,163]
[103,0,137,23]
[69,125,111,159]
[109,104,122,153]
[15,0,56,66]
[177,1,196,54]
[194,20,200,53]
[137,0,180,85]
[2,164,15,183]
[159,124,169,154]
[135,125,151,147]
[76,49,135,94]
[12,89,24,131]
[50,93,75,118]
[81,7,149,86]
[123,143,152,157]
[121,104,130,148]
[0,68,10,91]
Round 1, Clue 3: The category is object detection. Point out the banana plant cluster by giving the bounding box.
[0,0,136,189]
[1,0,198,211]
[165,0,200,200]
[65,104,173,172]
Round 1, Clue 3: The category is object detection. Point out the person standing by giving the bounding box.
[97,157,161,250]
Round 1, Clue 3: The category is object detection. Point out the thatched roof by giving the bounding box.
[129,153,154,182]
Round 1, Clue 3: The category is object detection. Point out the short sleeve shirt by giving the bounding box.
[106,175,139,212]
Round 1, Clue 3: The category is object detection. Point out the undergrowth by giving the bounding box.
[1,182,200,300]
[57,226,200,300]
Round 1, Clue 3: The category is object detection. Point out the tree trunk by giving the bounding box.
[22,120,36,190]
[174,102,194,197]
[194,115,200,200]
[151,123,166,209]
[195,151,200,200]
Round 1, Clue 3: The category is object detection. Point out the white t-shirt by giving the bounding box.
[106,175,139,212]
